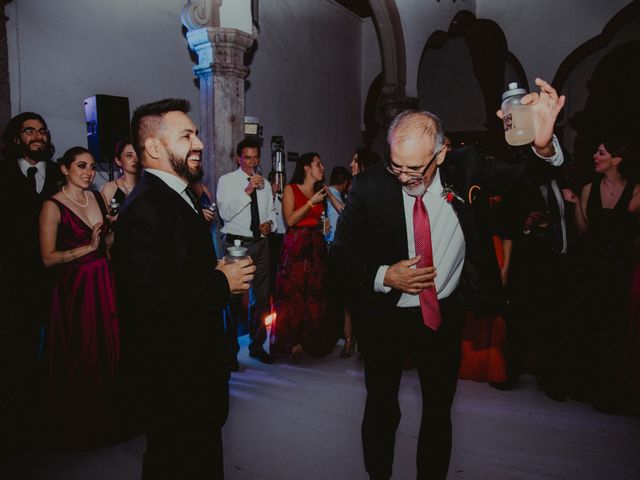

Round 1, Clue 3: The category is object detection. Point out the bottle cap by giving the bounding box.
[227,240,248,259]
[502,82,527,100]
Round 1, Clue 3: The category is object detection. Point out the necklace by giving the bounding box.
[62,186,89,207]
[603,179,625,197]
[119,177,132,196]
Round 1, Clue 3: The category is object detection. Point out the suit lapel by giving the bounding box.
[381,170,408,258]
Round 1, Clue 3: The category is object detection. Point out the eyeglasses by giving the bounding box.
[21,127,50,137]
[385,147,442,179]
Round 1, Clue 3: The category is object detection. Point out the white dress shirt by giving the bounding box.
[216,167,278,236]
[326,185,342,243]
[539,178,568,254]
[18,158,46,193]
[375,169,465,306]
[145,168,197,212]
[374,140,565,306]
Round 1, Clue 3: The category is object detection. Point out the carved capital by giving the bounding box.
[181,0,221,30]
[186,27,254,78]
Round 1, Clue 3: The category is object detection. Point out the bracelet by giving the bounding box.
[59,251,64,264]
[307,201,314,209]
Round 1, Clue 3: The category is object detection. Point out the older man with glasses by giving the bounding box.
[0,112,63,453]
[332,78,566,480]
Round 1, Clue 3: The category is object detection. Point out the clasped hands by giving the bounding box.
[383,255,437,295]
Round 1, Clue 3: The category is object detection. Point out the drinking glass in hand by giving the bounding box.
[253,165,264,190]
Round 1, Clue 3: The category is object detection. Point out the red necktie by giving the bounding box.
[413,195,442,331]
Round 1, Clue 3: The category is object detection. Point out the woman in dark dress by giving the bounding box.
[100,138,140,210]
[39,146,119,447]
[563,138,640,413]
[270,152,338,361]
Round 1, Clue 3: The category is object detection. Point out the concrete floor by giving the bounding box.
[2,335,640,480]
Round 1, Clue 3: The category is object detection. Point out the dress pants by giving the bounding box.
[362,295,463,480]
[225,236,270,354]
[142,428,224,480]
[140,382,229,480]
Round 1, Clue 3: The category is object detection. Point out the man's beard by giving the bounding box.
[21,141,54,163]
[168,149,203,183]
[401,179,427,197]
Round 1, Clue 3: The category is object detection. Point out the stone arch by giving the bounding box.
[368,0,417,127]
[416,10,527,153]
[552,1,640,185]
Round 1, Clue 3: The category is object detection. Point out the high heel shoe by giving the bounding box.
[340,337,354,358]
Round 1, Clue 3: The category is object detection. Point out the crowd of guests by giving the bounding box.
[0,79,638,479]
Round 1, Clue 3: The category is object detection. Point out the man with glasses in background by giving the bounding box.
[0,112,62,454]
[332,78,566,480]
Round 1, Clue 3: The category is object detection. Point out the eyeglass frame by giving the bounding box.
[385,146,444,180]
[20,127,50,137]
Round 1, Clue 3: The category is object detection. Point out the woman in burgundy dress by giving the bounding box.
[270,152,338,361]
[39,146,119,447]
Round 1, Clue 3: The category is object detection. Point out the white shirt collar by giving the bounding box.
[426,168,444,198]
[17,157,45,177]
[145,168,188,195]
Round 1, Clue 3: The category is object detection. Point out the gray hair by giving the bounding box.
[387,110,444,153]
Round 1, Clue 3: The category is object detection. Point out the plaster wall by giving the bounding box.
[5,0,201,183]
[244,0,363,175]
[396,0,476,98]
[475,0,633,85]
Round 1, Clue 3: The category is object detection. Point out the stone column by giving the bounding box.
[182,2,254,194]
[0,1,13,133]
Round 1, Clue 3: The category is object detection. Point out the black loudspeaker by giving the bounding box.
[84,94,130,166]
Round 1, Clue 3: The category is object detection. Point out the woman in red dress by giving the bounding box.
[39,146,119,447]
[270,152,338,361]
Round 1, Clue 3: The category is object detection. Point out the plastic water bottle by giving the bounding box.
[109,197,120,216]
[319,210,330,239]
[501,82,536,146]
[225,239,248,263]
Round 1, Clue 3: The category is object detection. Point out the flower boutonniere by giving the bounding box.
[441,184,464,204]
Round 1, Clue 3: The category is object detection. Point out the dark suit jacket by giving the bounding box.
[332,146,556,322]
[112,171,231,431]
[502,163,576,288]
[0,157,62,301]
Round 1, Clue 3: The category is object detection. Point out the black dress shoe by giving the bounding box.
[542,388,566,402]
[490,380,517,391]
[229,356,239,372]
[249,348,274,364]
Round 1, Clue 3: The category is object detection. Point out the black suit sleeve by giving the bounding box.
[332,173,386,293]
[114,198,230,331]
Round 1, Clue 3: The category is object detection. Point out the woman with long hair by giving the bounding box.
[39,146,119,447]
[270,152,338,362]
[100,138,140,210]
[563,137,640,413]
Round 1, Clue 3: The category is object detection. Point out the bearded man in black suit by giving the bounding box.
[112,98,255,479]
[0,112,62,453]
[331,78,566,480]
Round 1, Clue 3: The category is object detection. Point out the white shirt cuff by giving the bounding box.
[374,266,391,293]
[532,135,563,166]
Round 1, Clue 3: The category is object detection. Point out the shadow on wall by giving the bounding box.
[415,10,527,155]
[553,2,640,187]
